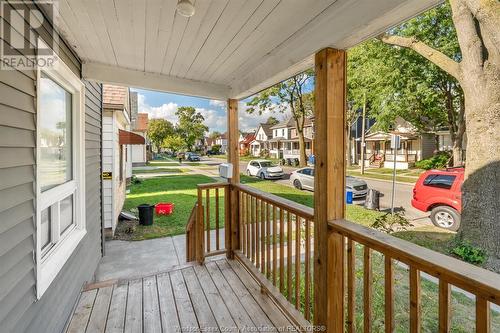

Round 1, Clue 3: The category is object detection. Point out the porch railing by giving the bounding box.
[186,182,230,262]
[329,219,500,333]
[188,183,500,332]
[235,184,314,321]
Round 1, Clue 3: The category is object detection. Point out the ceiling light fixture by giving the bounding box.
[176,0,195,17]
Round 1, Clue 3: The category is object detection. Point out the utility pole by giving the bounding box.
[390,134,400,214]
[360,92,367,174]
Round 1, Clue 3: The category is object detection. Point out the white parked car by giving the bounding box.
[290,167,369,198]
[246,160,284,180]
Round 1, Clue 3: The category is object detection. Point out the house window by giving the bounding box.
[36,47,86,298]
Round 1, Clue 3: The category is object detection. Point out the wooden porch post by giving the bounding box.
[227,99,240,258]
[314,48,346,332]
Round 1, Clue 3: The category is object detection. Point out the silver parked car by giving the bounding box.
[290,167,369,198]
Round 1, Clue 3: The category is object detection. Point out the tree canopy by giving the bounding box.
[163,134,186,153]
[147,119,175,152]
[246,70,314,166]
[175,106,208,151]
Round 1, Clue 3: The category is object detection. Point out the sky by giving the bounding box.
[132,88,285,134]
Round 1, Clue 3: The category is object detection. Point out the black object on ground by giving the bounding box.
[138,204,154,225]
[364,189,380,210]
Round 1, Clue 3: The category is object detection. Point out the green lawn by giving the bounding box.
[240,175,384,227]
[132,167,189,174]
[119,174,220,240]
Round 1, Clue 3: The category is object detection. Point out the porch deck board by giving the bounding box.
[67,258,293,333]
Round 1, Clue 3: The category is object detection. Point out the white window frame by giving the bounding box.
[35,39,86,299]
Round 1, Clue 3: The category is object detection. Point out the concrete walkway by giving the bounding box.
[95,235,187,281]
[95,229,226,282]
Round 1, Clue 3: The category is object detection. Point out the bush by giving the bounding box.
[450,240,487,265]
[415,151,451,170]
[371,211,413,234]
[211,144,221,154]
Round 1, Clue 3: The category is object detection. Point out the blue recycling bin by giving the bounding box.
[346,190,353,204]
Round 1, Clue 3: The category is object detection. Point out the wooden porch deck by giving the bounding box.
[67,258,293,333]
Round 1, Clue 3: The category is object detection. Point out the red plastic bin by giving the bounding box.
[155,203,174,215]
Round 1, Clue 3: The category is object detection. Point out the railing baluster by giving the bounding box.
[476,296,490,333]
[261,200,266,274]
[409,267,421,333]
[287,211,293,302]
[251,196,255,264]
[295,214,300,309]
[266,203,271,279]
[305,218,311,321]
[364,246,372,333]
[197,187,204,263]
[246,193,250,258]
[279,208,285,293]
[438,280,450,333]
[347,239,355,333]
[273,205,278,286]
[206,189,210,253]
[215,188,219,250]
[239,191,243,254]
[385,256,393,333]
[256,198,260,269]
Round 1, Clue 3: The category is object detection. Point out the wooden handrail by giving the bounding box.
[197,182,229,190]
[234,183,314,220]
[328,219,500,305]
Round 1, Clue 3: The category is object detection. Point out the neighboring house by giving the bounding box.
[102,85,144,234]
[348,111,376,164]
[130,99,150,166]
[268,118,314,159]
[359,118,435,169]
[215,133,228,153]
[435,130,467,153]
[239,132,255,155]
[204,137,216,152]
[250,123,273,156]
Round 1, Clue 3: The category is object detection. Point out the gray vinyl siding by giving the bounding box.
[0,1,103,332]
[420,133,436,160]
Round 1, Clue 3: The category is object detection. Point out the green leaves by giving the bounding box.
[348,3,461,134]
[147,119,175,152]
[175,106,208,150]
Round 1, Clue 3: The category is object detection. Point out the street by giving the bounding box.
[203,157,431,227]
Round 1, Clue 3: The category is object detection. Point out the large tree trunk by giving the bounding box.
[450,0,500,272]
[459,71,500,271]
[297,132,307,167]
[346,127,352,166]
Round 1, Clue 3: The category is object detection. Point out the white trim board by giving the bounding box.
[82,62,231,100]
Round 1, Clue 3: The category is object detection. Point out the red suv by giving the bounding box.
[412,168,464,231]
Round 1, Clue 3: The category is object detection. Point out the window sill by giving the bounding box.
[37,228,86,299]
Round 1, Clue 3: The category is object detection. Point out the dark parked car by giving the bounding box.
[186,152,201,161]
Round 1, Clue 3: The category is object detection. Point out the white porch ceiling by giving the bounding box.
[47,0,440,100]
